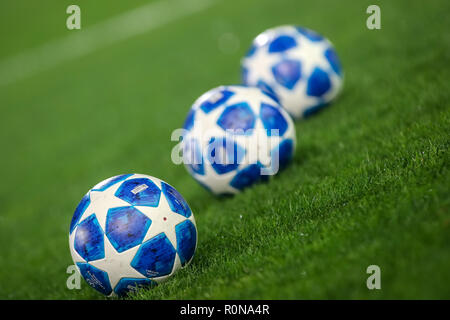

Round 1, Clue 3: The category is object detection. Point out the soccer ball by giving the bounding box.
[181,85,296,195]
[241,25,343,119]
[68,174,197,296]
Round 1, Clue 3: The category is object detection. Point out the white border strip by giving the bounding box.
[0,0,215,86]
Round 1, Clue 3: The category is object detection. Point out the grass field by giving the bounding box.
[0,0,449,299]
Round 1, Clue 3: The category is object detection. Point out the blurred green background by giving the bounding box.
[0,0,449,299]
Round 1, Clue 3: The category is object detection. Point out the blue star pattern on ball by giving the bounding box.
[241,25,343,119]
[69,174,197,297]
[105,206,152,253]
[181,85,296,195]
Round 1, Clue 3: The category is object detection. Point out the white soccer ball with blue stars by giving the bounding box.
[181,85,296,195]
[68,174,197,296]
[241,25,343,119]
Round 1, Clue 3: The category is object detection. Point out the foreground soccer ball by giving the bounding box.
[68,174,197,296]
[181,85,296,195]
[241,25,343,119]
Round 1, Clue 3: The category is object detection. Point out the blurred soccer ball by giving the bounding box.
[69,174,197,296]
[241,25,343,119]
[181,85,296,195]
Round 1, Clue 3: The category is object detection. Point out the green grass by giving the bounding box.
[0,0,449,299]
